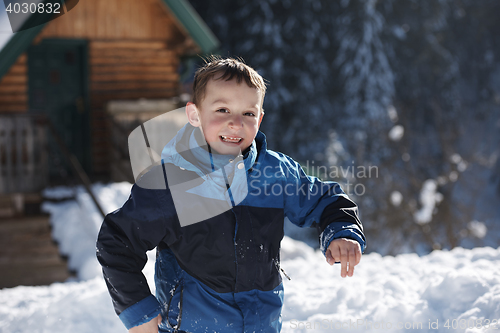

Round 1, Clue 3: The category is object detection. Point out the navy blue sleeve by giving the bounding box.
[96,166,179,329]
[317,198,366,255]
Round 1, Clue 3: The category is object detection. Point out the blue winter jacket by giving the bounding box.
[96,123,366,333]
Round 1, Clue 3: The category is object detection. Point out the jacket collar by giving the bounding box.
[161,123,265,176]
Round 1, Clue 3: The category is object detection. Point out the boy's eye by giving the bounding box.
[216,108,229,113]
[244,112,256,117]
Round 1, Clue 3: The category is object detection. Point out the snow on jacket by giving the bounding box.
[96,123,366,333]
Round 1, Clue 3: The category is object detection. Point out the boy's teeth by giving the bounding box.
[221,135,242,143]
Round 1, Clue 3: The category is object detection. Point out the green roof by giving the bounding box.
[0,0,219,80]
[161,0,220,54]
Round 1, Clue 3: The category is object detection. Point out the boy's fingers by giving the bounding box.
[333,249,341,264]
[328,239,362,277]
[355,243,362,266]
[348,249,356,277]
[340,251,348,278]
[330,252,337,266]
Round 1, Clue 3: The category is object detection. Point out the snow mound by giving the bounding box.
[0,183,498,333]
[281,238,500,333]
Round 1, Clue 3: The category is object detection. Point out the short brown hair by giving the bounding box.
[192,56,267,110]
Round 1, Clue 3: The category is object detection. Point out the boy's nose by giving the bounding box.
[228,115,243,129]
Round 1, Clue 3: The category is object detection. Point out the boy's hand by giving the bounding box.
[129,314,162,333]
[325,238,362,278]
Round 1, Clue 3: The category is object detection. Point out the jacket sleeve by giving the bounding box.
[96,167,178,330]
[280,154,366,255]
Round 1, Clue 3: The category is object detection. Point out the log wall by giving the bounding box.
[0,54,28,113]
[88,40,181,175]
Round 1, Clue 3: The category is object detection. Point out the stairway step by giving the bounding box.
[0,213,71,288]
[0,215,51,231]
[0,230,53,245]
[0,239,61,256]
[0,251,64,266]
[0,216,54,253]
[0,262,70,288]
[0,193,44,217]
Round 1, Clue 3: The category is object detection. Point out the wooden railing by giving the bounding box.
[0,113,106,218]
[0,114,48,193]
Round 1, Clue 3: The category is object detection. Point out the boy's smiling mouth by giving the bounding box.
[220,135,243,143]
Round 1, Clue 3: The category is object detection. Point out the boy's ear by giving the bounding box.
[186,102,201,127]
[258,110,264,127]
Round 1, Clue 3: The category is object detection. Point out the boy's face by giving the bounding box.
[187,77,264,156]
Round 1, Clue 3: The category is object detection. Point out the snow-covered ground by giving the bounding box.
[0,183,499,333]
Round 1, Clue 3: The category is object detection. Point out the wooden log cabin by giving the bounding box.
[0,0,219,194]
[0,0,218,288]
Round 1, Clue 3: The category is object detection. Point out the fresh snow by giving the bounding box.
[1,183,499,333]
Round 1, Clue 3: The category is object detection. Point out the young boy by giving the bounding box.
[97,57,365,333]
